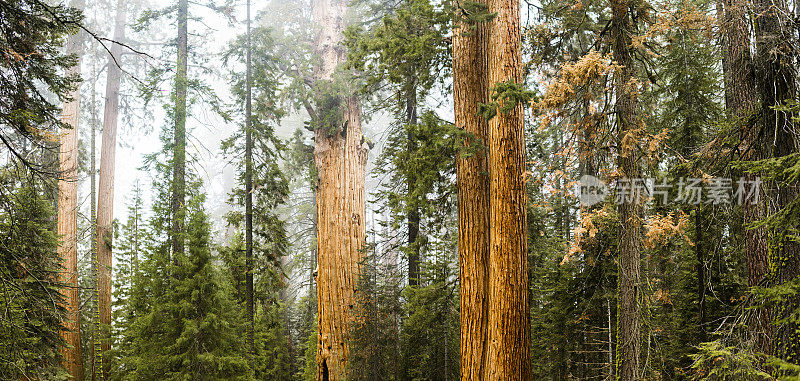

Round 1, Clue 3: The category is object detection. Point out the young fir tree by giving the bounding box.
[108,183,144,379]
[399,234,459,381]
[348,250,402,381]
[116,112,250,379]
[221,19,292,379]
[218,233,293,381]
[346,0,450,287]
[128,191,251,379]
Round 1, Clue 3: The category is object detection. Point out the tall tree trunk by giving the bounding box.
[716,0,732,110]
[611,0,642,379]
[173,0,188,262]
[245,0,255,361]
[312,0,368,379]
[752,0,799,361]
[485,0,531,379]
[58,0,85,377]
[95,1,125,378]
[311,189,318,300]
[132,184,140,279]
[724,0,770,352]
[405,87,420,287]
[453,1,491,378]
[90,59,99,381]
[695,206,707,338]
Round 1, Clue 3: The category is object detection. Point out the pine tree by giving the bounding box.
[610,0,643,377]
[172,0,188,262]
[251,301,294,380]
[647,4,740,375]
[752,0,799,363]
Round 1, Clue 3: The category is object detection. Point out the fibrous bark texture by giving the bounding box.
[453,1,490,379]
[722,0,772,352]
[752,0,799,361]
[485,0,531,379]
[58,1,85,376]
[312,0,368,379]
[611,0,642,379]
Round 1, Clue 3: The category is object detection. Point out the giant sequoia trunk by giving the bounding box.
[57,1,85,377]
[312,0,368,379]
[485,0,531,379]
[95,1,125,378]
[453,1,491,378]
[611,0,642,379]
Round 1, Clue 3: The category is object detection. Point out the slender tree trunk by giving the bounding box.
[405,87,420,286]
[716,0,732,110]
[95,1,125,378]
[312,0,368,379]
[244,0,255,360]
[90,58,99,381]
[695,206,707,338]
[57,0,85,376]
[611,0,642,378]
[607,297,615,379]
[173,0,188,262]
[453,1,491,378]
[133,184,140,279]
[485,0,531,379]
